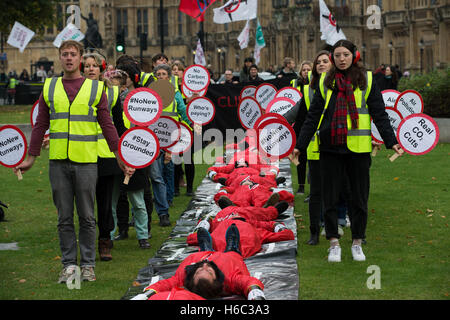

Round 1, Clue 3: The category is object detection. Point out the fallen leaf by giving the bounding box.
[19,279,26,283]
[132,281,141,287]
[431,177,436,180]
[393,177,399,181]
[427,209,434,213]
[52,256,61,260]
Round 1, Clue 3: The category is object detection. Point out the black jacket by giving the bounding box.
[297,78,398,154]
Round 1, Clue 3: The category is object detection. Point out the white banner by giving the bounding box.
[53,23,85,48]
[319,0,346,45]
[7,22,35,53]
[237,19,251,49]
[213,0,257,24]
[194,39,206,66]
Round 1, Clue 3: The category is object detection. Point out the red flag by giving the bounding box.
[178,0,217,22]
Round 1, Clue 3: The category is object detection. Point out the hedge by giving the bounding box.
[398,68,450,118]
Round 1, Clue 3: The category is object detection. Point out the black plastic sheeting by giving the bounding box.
[122,158,299,300]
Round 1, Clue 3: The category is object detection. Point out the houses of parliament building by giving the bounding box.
[3,0,450,78]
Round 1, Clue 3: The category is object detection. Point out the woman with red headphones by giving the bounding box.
[294,40,403,263]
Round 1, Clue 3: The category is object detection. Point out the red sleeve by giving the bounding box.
[28,93,49,156]
[96,91,119,152]
[208,162,235,174]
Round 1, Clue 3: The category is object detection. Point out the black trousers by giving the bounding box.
[320,152,371,240]
[297,152,307,186]
[308,160,322,234]
[96,174,115,239]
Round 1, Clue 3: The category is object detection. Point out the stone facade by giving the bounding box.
[3,0,449,78]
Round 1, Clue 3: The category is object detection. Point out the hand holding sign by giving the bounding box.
[118,127,160,184]
[371,107,403,156]
[0,125,28,180]
[390,113,439,162]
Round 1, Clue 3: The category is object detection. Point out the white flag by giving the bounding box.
[237,19,251,49]
[7,22,35,53]
[194,39,206,66]
[319,0,346,45]
[253,19,265,65]
[213,0,257,24]
[53,23,85,48]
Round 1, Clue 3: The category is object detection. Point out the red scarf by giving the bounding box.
[331,73,359,145]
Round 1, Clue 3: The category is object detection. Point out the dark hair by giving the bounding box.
[244,57,254,63]
[184,260,224,299]
[115,54,139,67]
[310,50,330,88]
[249,64,258,71]
[386,65,399,85]
[152,53,169,64]
[116,61,141,88]
[324,40,367,91]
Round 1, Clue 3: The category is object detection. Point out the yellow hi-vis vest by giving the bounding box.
[97,85,119,158]
[161,75,180,119]
[314,71,373,153]
[139,72,153,87]
[290,71,312,90]
[43,77,104,163]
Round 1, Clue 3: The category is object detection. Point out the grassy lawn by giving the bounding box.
[0,104,449,300]
[0,105,33,124]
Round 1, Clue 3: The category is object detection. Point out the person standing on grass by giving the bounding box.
[293,40,403,262]
[13,40,134,283]
[81,52,127,261]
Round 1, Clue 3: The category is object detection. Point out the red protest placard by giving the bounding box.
[123,87,163,127]
[257,119,296,160]
[0,125,28,180]
[148,116,181,149]
[238,97,263,130]
[183,64,211,93]
[118,127,160,184]
[186,97,215,126]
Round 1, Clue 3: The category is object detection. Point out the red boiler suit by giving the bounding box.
[186,219,294,258]
[144,251,263,298]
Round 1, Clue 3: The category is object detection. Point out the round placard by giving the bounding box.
[254,83,277,110]
[123,88,163,127]
[265,97,296,116]
[238,97,263,130]
[186,97,215,126]
[30,100,50,138]
[239,85,257,100]
[396,113,439,156]
[275,87,303,104]
[148,79,176,108]
[381,90,400,108]
[371,107,403,144]
[0,125,28,168]
[165,122,193,155]
[254,112,289,130]
[181,83,207,99]
[394,90,424,118]
[183,64,211,93]
[118,127,160,169]
[148,116,181,149]
[257,119,296,159]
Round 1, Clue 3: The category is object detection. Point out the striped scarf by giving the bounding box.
[331,72,359,145]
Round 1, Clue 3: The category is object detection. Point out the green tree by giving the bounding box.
[0,0,58,34]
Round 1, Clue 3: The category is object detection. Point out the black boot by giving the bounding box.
[306,233,319,245]
[274,201,289,215]
[114,230,128,241]
[197,227,213,251]
[225,223,241,255]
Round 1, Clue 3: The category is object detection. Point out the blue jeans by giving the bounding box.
[110,176,148,240]
[148,153,169,217]
[163,160,174,203]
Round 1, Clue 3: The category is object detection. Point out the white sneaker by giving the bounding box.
[351,245,366,261]
[328,245,341,262]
